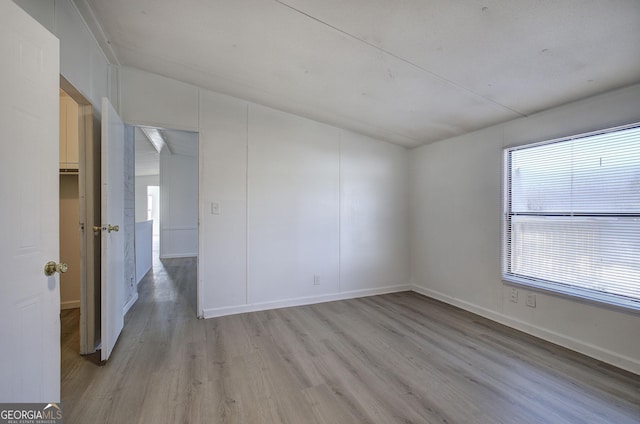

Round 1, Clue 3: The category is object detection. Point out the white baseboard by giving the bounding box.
[202,284,411,319]
[60,300,80,310]
[123,292,139,316]
[160,253,197,259]
[410,285,640,375]
[136,264,152,285]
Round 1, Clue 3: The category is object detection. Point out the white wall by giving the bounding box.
[123,126,137,312]
[341,131,410,292]
[247,105,341,303]
[410,83,640,375]
[121,67,411,317]
[135,220,153,284]
[199,91,248,310]
[15,0,112,112]
[121,67,198,131]
[201,94,410,316]
[160,150,198,258]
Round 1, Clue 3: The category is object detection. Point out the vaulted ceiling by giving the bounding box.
[135,127,198,176]
[78,0,640,148]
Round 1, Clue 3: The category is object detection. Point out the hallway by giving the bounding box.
[61,256,198,422]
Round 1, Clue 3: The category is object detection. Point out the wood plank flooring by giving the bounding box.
[61,258,640,423]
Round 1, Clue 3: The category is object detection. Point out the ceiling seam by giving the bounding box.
[273,0,527,118]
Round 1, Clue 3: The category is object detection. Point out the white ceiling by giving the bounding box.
[81,0,640,148]
[135,127,198,176]
[162,128,199,157]
[134,127,159,176]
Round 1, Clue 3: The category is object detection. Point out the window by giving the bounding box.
[503,124,640,311]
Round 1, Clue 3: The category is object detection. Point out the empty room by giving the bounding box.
[1,1,639,423]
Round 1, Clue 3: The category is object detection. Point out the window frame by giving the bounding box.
[502,122,640,313]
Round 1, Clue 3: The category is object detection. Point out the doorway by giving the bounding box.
[59,87,83,374]
[59,88,81,312]
[147,185,160,237]
[58,78,101,357]
[134,126,199,312]
[147,185,160,257]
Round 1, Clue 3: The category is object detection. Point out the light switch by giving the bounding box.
[211,202,220,215]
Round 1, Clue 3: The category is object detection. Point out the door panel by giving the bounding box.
[0,1,60,402]
[100,98,125,362]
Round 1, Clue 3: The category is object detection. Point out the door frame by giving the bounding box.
[132,124,202,317]
[60,76,100,355]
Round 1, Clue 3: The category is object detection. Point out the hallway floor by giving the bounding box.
[61,255,197,422]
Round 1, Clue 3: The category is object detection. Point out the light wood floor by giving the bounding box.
[61,258,640,424]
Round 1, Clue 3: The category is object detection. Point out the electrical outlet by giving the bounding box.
[526,293,536,308]
[313,275,320,285]
[510,287,518,303]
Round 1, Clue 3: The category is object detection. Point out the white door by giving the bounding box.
[0,2,60,402]
[100,98,125,361]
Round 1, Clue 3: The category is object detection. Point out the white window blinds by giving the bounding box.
[503,124,640,311]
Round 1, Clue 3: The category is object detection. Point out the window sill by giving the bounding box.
[503,275,640,315]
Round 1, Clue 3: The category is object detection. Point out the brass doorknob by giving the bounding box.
[94,225,119,234]
[44,261,68,276]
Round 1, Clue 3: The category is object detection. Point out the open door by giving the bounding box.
[0,2,60,401]
[100,98,125,361]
